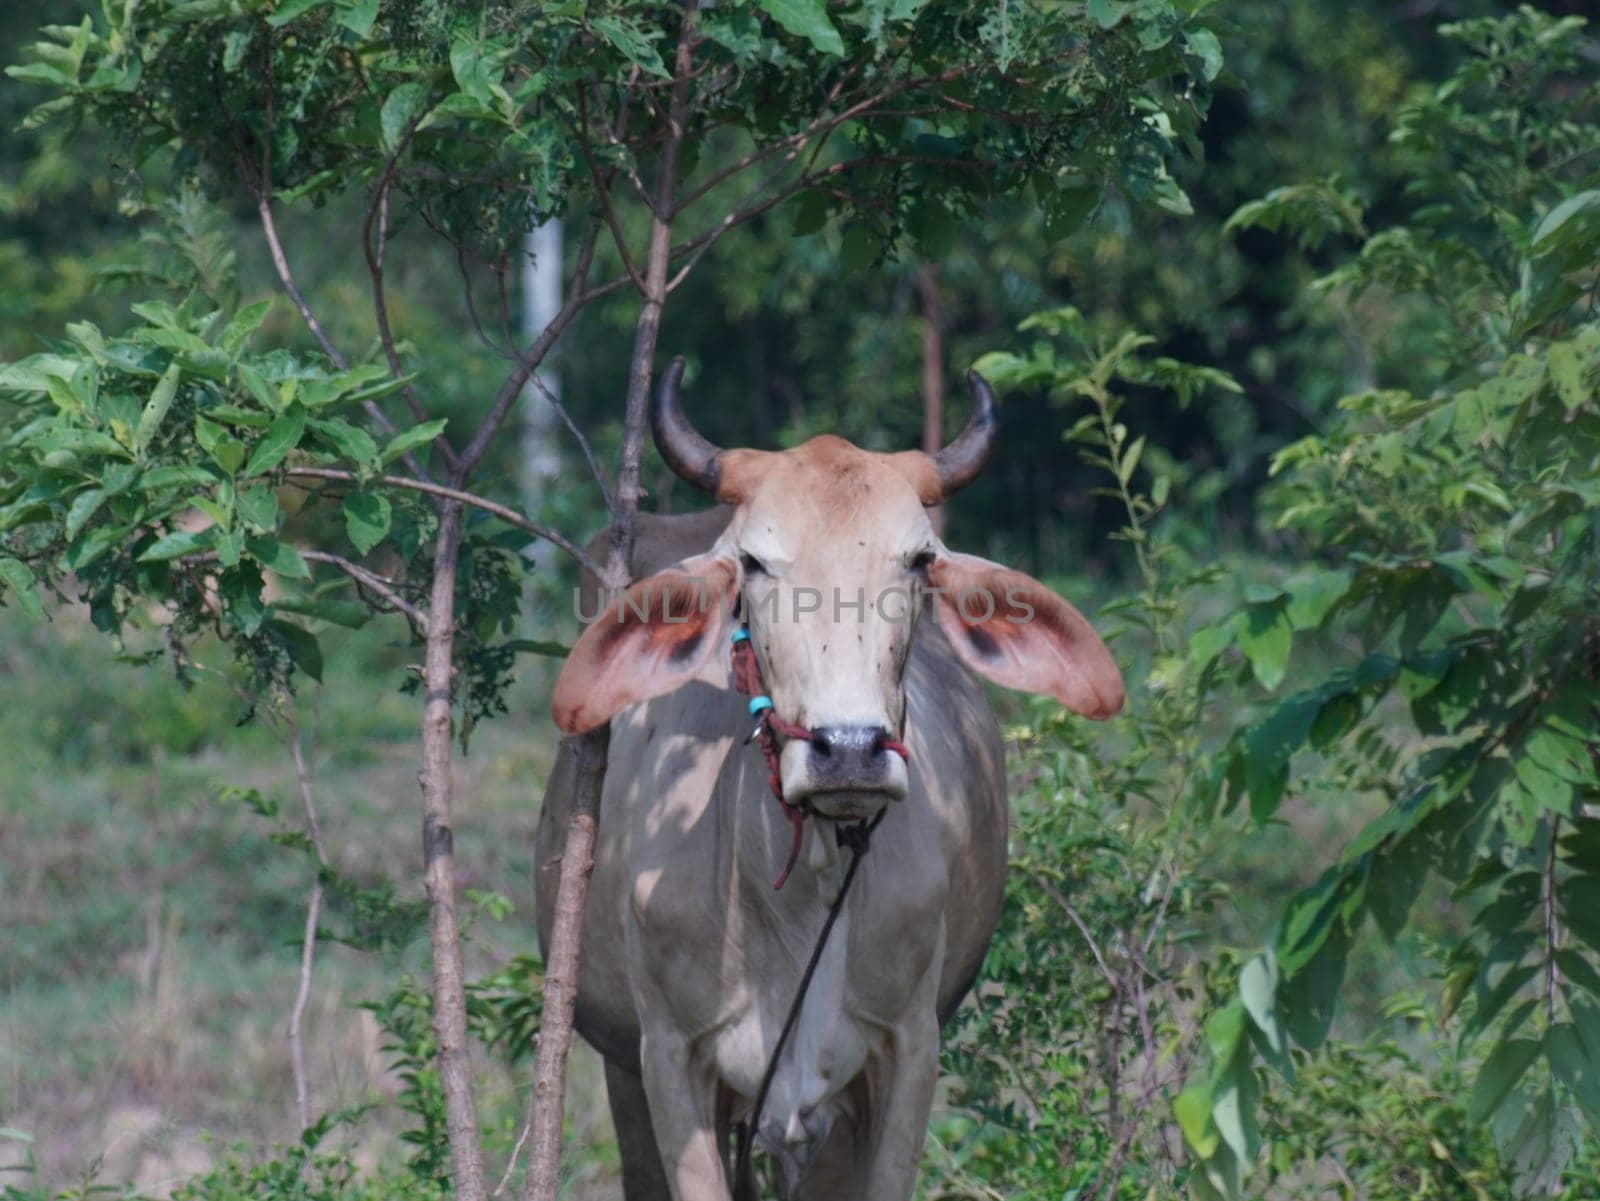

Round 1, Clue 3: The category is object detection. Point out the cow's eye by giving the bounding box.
[908,550,936,573]
[740,553,769,578]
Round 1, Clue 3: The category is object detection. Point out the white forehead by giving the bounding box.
[721,437,934,567]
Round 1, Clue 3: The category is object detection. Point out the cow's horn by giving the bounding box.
[652,356,723,495]
[931,370,1000,498]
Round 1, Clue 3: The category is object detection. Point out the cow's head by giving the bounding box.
[552,359,1124,818]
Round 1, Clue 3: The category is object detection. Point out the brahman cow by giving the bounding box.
[536,360,1123,1200]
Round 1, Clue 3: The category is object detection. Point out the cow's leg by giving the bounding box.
[791,1107,858,1201]
[639,1029,730,1201]
[851,1015,940,1201]
[606,1058,672,1201]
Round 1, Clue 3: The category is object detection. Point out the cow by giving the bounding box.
[536,359,1124,1201]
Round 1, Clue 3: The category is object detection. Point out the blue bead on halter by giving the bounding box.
[731,626,750,644]
[747,695,773,717]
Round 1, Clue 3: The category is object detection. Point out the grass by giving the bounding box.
[0,599,617,1196]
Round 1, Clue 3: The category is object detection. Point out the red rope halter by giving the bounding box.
[729,626,909,889]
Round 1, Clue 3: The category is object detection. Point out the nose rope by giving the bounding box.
[729,626,908,890]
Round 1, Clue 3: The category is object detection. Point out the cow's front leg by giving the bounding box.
[639,1027,730,1201]
[853,1010,940,1201]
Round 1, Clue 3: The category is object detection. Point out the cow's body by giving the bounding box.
[536,508,1008,1200]
[538,366,1122,1200]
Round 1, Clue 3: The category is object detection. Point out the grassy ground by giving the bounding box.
[0,600,619,1195]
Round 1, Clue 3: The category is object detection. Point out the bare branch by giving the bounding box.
[299,549,428,630]
[453,221,603,480]
[527,371,615,515]
[256,193,355,374]
[576,85,647,295]
[285,712,327,1135]
[457,245,518,361]
[494,1121,533,1198]
[283,468,604,578]
[361,110,460,478]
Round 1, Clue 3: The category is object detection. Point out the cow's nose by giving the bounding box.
[807,725,891,782]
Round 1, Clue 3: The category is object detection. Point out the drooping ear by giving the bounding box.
[926,551,1124,719]
[551,554,739,734]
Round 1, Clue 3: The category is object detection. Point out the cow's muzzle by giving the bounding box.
[779,724,909,817]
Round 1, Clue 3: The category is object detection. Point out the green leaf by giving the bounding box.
[139,526,217,562]
[591,16,670,78]
[1239,953,1284,1057]
[310,418,379,468]
[274,596,371,629]
[336,0,378,35]
[757,0,845,55]
[1531,190,1600,258]
[1211,1056,1261,1164]
[237,486,279,533]
[220,300,272,354]
[139,465,218,492]
[0,558,44,618]
[64,488,107,541]
[1234,601,1292,691]
[1174,1082,1220,1159]
[246,536,311,580]
[1469,1036,1540,1122]
[1285,569,1351,630]
[1547,1024,1600,1119]
[1117,434,1145,486]
[266,0,333,27]
[1185,29,1223,81]
[343,490,392,555]
[237,362,281,413]
[270,619,324,682]
[1558,950,1600,1002]
[245,406,306,477]
[135,363,181,452]
[450,35,506,108]
[381,418,447,465]
[381,82,428,151]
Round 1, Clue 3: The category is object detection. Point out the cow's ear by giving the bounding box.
[926,551,1124,719]
[551,554,739,734]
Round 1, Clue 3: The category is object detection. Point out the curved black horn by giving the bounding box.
[931,370,1000,499]
[651,356,723,495]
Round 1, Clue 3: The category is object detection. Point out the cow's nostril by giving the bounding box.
[806,725,892,772]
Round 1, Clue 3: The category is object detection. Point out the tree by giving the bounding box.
[1164,10,1600,1196]
[0,1,1222,1195]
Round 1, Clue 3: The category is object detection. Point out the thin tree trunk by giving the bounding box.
[919,263,946,537]
[521,724,610,1201]
[521,13,698,1201]
[606,6,697,589]
[419,501,486,1201]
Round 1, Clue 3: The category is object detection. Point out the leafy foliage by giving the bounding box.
[1174,10,1600,1197]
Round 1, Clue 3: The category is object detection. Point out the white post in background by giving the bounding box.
[521,218,564,565]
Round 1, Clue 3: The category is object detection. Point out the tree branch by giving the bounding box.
[298,549,428,630]
[284,710,327,1135]
[361,111,460,478]
[453,221,603,481]
[575,85,647,296]
[526,371,616,516]
[282,468,603,579]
